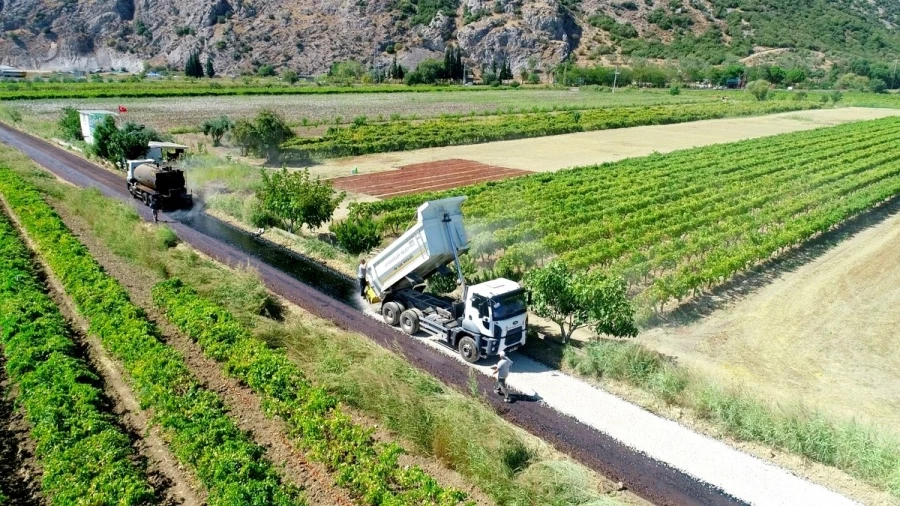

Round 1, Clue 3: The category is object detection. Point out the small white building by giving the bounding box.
[0,65,25,78]
[146,141,188,163]
[78,110,117,144]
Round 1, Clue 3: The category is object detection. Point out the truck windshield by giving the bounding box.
[491,291,527,320]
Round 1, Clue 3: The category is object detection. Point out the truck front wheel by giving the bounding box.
[400,310,420,335]
[382,302,402,326]
[457,336,479,364]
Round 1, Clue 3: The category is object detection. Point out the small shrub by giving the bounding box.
[58,106,82,141]
[746,80,771,101]
[332,216,381,254]
[257,64,276,77]
[669,85,681,95]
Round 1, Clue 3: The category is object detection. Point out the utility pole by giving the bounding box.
[612,66,621,93]
[372,40,378,83]
[890,60,898,90]
[562,34,568,86]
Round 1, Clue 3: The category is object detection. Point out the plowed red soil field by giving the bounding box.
[330,159,528,198]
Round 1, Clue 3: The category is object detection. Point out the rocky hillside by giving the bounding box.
[0,0,898,75]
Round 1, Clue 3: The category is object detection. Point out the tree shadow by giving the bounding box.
[649,195,900,329]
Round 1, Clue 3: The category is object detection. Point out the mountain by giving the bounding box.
[0,0,897,76]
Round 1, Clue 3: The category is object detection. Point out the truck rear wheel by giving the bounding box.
[400,310,420,335]
[458,336,479,364]
[382,302,401,326]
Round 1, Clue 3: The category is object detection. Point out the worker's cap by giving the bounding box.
[498,351,506,358]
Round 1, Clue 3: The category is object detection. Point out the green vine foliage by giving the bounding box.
[151,278,471,506]
[282,101,819,159]
[0,167,303,506]
[355,117,900,313]
[0,211,155,505]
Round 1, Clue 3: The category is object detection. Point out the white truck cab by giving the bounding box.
[462,279,528,354]
[364,197,528,362]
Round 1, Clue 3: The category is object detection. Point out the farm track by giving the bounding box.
[330,159,529,197]
[0,123,744,506]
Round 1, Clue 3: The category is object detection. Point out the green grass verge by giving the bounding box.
[560,339,900,496]
[153,279,469,506]
[0,210,155,505]
[0,167,304,506]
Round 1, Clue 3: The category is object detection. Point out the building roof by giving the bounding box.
[148,141,188,149]
[0,65,19,71]
[78,110,118,115]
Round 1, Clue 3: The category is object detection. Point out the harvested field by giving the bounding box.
[329,159,529,197]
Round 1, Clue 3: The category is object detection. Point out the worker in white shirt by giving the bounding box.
[357,259,367,298]
[491,351,513,403]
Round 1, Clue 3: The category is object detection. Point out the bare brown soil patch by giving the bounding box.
[330,159,528,197]
[0,355,43,506]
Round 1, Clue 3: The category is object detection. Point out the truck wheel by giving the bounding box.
[382,302,401,326]
[400,310,420,335]
[458,336,479,364]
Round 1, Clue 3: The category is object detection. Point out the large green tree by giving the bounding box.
[231,109,295,162]
[523,261,637,343]
[185,50,203,78]
[90,118,152,168]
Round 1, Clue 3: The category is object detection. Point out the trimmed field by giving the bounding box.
[331,159,528,197]
[641,199,900,438]
[355,116,900,315]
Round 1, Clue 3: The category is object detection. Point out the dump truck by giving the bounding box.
[363,196,528,363]
[126,160,192,209]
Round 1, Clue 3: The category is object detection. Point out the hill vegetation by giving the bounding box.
[0,0,897,87]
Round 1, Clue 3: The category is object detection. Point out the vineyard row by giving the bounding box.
[152,279,470,506]
[0,83,507,101]
[0,167,304,506]
[0,209,155,504]
[355,117,900,311]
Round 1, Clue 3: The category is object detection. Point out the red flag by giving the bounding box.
[118,105,128,113]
